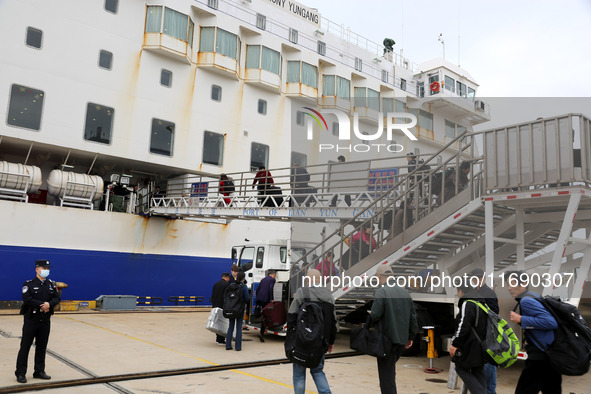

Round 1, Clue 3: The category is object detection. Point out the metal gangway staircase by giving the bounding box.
[151,114,591,324]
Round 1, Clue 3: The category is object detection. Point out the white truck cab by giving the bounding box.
[230,240,311,335]
[231,240,309,289]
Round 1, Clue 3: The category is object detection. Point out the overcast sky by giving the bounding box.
[304,0,591,98]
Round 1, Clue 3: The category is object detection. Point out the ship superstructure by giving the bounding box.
[0,0,489,302]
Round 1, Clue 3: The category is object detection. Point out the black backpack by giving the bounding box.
[521,293,591,376]
[224,179,235,193]
[430,168,454,195]
[223,283,244,319]
[285,288,326,368]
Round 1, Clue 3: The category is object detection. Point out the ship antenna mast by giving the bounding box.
[438,33,445,59]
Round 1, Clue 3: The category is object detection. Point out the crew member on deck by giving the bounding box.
[15,260,60,384]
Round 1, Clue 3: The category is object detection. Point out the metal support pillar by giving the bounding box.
[569,229,591,304]
[543,193,581,296]
[515,206,525,270]
[484,200,494,275]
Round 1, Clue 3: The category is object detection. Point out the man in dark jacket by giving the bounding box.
[371,265,418,394]
[471,268,499,394]
[211,272,230,345]
[15,260,60,384]
[287,269,336,394]
[449,284,487,394]
[506,270,560,393]
[226,272,250,351]
[256,270,276,342]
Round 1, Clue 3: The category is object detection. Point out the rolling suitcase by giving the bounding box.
[262,301,286,329]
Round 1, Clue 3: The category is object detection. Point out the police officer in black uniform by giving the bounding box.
[15,259,60,383]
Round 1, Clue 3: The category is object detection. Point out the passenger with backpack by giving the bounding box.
[224,272,249,351]
[219,174,234,206]
[285,269,337,394]
[370,265,418,394]
[505,270,561,393]
[471,268,499,394]
[449,284,487,394]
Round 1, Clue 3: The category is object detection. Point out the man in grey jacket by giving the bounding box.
[287,269,337,394]
[371,265,418,394]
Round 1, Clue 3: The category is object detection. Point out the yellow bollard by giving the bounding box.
[423,325,441,373]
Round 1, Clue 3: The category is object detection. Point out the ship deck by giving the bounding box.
[1,309,590,393]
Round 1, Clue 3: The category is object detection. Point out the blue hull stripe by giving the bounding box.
[0,245,230,305]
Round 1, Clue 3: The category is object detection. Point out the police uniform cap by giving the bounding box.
[35,259,51,268]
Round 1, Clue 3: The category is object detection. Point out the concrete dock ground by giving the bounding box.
[1,309,589,394]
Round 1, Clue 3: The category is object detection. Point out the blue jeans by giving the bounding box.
[226,317,242,350]
[483,363,497,394]
[292,355,331,394]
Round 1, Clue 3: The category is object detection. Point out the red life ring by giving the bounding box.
[430,81,440,92]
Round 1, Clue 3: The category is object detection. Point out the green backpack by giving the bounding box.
[467,300,520,368]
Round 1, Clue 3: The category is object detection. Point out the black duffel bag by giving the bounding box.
[350,316,392,358]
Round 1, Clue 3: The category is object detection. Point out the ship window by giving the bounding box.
[289,28,298,44]
[150,118,174,156]
[317,40,326,56]
[382,98,394,113]
[255,247,265,268]
[395,99,406,112]
[456,81,466,97]
[207,0,218,10]
[26,27,43,49]
[400,78,407,91]
[467,87,476,100]
[381,70,388,83]
[445,120,456,139]
[302,63,317,88]
[286,61,317,88]
[323,75,335,96]
[7,84,44,131]
[203,131,224,166]
[444,75,455,93]
[429,75,439,95]
[145,6,194,46]
[337,77,350,99]
[246,45,280,75]
[99,50,113,70]
[256,13,266,30]
[416,82,424,98]
[354,87,365,108]
[323,75,350,99]
[354,57,362,72]
[84,103,114,144]
[368,89,379,111]
[251,142,269,171]
[296,111,305,126]
[291,152,307,167]
[104,0,118,14]
[199,26,239,60]
[332,122,339,137]
[211,85,222,101]
[258,99,267,115]
[416,110,433,131]
[160,69,172,87]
